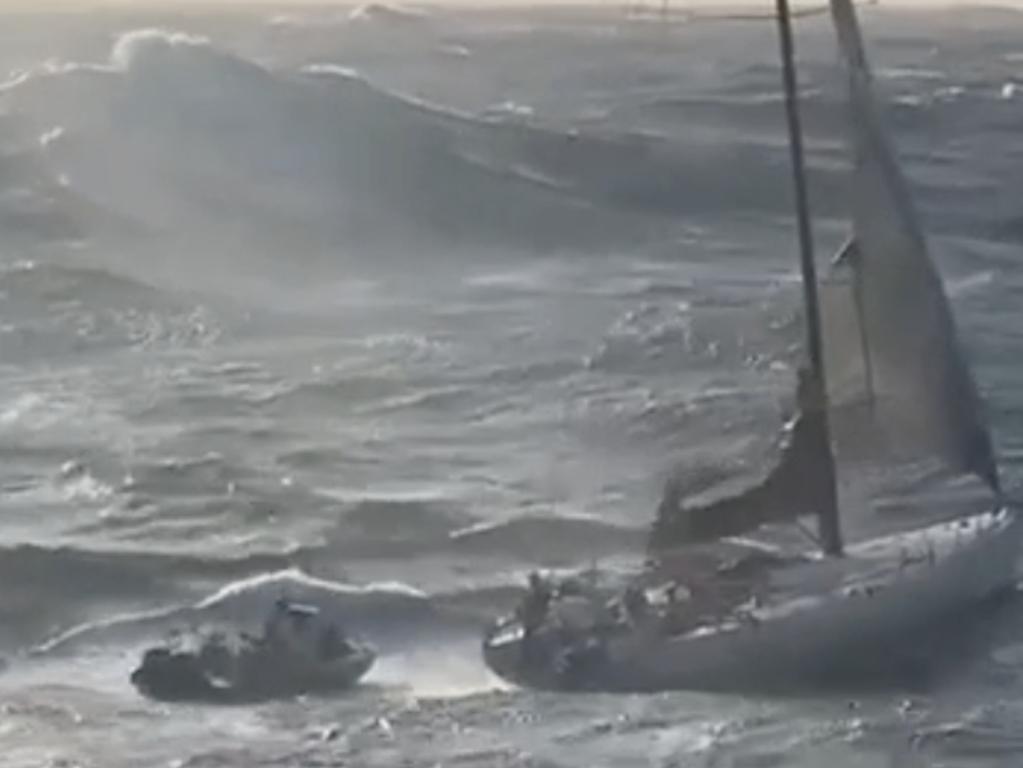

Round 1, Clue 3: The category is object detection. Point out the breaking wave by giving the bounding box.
[0,23,1010,275]
[0,30,663,259]
[0,504,645,652]
[7,25,984,269]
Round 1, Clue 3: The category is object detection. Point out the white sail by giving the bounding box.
[822,0,999,493]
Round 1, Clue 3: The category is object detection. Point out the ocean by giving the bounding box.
[2,3,1023,765]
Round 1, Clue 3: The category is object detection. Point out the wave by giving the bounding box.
[348,3,433,25]
[0,260,159,304]
[5,24,970,264]
[0,23,1012,270]
[0,500,649,648]
[21,562,624,657]
[23,554,658,672]
[0,29,671,260]
[26,568,443,656]
[448,513,644,560]
[17,564,529,695]
[0,261,222,361]
[0,111,116,248]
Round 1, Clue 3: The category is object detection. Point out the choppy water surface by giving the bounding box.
[2,4,1023,766]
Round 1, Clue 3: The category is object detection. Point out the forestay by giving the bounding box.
[820,0,1000,494]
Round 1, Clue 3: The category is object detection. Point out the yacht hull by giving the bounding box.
[483,507,1023,692]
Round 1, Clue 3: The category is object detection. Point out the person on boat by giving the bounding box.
[263,598,323,657]
[262,598,291,647]
[650,366,834,550]
[517,571,553,641]
[659,582,694,635]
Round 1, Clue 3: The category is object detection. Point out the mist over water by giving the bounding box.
[2,4,1023,766]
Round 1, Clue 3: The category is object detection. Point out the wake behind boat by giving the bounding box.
[130,599,376,703]
[482,0,1023,693]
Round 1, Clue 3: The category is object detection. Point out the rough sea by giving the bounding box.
[3,3,1023,766]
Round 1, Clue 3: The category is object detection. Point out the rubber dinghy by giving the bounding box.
[131,602,376,703]
[483,0,1023,693]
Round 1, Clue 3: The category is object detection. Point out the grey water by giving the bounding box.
[3,3,1023,766]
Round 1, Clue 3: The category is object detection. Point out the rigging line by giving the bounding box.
[675,0,878,24]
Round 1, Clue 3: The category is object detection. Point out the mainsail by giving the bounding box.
[651,0,1000,553]
[822,0,1000,494]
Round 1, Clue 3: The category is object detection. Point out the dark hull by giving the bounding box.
[130,644,376,704]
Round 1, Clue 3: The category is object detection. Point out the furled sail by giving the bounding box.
[822,0,1000,494]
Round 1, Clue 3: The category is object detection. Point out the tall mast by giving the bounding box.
[773,0,844,555]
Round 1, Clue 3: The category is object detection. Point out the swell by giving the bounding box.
[18,559,639,665]
[0,30,662,257]
[0,260,224,363]
[0,506,644,648]
[0,22,1016,263]
[0,543,301,650]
